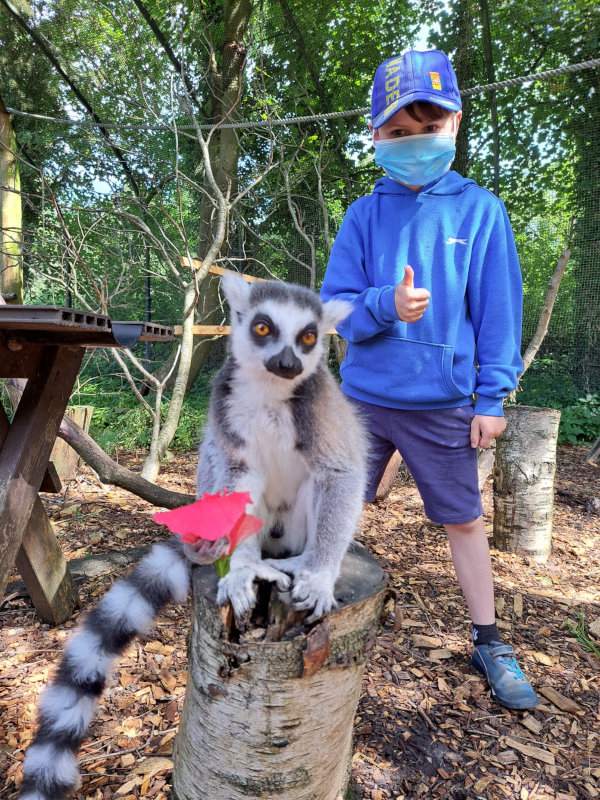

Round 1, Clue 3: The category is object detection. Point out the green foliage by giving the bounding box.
[516,356,600,444]
[564,612,600,662]
[81,372,213,454]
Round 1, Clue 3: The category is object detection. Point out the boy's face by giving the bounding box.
[371,107,462,141]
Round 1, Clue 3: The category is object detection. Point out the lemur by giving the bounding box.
[18,272,367,800]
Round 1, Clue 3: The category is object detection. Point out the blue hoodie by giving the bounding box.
[320,171,523,416]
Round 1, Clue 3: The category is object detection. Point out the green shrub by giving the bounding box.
[516,356,599,444]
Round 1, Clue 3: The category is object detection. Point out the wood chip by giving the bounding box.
[539,686,584,713]
[134,757,173,777]
[411,634,442,648]
[504,736,555,765]
[520,714,543,735]
[513,593,523,618]
[428,648,454,660]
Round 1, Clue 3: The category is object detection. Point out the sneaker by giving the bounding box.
[472,641,538,710]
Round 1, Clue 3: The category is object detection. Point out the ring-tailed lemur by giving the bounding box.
[18,272,367,800]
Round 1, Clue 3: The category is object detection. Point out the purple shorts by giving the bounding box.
[348,397,483,525]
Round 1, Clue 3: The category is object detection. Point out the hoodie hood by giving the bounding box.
[372,170,478,197]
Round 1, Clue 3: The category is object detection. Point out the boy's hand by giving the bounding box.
[394,265,430,322]
[471,414,506,449]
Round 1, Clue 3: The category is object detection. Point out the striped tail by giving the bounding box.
[19,538,191,800]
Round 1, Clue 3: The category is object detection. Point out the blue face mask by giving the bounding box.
[373,132,456,187]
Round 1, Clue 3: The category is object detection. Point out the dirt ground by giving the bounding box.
[1,444,599,800]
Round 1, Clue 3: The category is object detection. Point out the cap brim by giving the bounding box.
[372,90,461,128]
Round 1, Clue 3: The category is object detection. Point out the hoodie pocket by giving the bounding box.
[342,336,465,404]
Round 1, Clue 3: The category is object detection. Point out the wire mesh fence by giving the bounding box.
[1,2,599,405]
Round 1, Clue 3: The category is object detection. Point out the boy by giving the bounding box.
[321,49,537,710]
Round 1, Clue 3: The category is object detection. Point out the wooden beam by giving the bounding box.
[180,257,266,283]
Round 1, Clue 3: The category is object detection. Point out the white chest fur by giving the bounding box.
[229,372,310,510]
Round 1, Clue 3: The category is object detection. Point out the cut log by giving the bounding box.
[173,542,387,800]
[493,405,561,562]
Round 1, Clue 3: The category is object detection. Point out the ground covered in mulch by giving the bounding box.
[1,444,599,800]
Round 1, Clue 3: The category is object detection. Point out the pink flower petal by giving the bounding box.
[227,513,264,553]
[153,490,255,543]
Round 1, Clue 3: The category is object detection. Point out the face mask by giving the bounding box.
[373,126,457,186]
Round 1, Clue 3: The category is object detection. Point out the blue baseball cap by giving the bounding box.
[371,50,462,129]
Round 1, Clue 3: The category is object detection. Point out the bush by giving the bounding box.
[76,372,214,455]
[516,356,599,444]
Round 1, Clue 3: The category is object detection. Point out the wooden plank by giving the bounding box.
[15,495,80,624]
[0,345,84,601]
[174,324,232,337]
[0,332,44,378]
[179,257,267,282]
[174,324,338,337]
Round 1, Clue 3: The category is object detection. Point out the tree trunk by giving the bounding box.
[173,542,387,800]
[493,405,561,562]
[185,0,254,391]
[0,95,23,303]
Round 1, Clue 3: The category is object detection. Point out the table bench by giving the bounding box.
[0,305,173,624]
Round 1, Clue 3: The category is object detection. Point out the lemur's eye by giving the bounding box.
[301,331,317,346]
[254,321,271,337]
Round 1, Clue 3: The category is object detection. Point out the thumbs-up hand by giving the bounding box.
[394,265,430,322]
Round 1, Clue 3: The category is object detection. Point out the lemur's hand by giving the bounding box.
[183,537,229,565]
[265,556,337,623]
[216,563,291,622]
[394,265,430,322]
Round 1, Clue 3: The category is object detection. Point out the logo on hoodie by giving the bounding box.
[446,237,467,245]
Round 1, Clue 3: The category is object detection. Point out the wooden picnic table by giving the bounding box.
[0,305,174,624]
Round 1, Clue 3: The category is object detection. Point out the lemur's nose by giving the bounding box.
[265,346,303,379]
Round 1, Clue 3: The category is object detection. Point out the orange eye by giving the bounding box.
[254,321,270,337]
[302,331,317,346]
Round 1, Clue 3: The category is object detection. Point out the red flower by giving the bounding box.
[153,490,262,555]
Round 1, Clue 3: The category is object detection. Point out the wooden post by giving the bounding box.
[493,405,561,562]
[173,543,387,800]
[50,405,94,479]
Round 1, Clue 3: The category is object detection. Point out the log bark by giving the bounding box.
[493,405,561,562]
[57,416,194,508]
[173,542,387,800]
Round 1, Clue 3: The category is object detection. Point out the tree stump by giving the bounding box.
[493,405,561,562]
[50,405,94,479]
[173,542,387,800]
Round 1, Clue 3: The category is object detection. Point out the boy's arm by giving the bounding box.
[468,200,524,417]
[321,207,398,342]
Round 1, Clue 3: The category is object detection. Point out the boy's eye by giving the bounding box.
[254,322,270,337]
[301,331,317,346]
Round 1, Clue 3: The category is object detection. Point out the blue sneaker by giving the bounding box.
[472,641,538,710]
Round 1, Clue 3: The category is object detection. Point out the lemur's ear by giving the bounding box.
[321,298,353,332]
[220,271,251,312]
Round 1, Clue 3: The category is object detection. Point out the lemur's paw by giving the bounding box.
[216,564,291,619]
[264,555,306,578]
[183,537,229,565]
[290,570,337,623]
[217,568,257,618]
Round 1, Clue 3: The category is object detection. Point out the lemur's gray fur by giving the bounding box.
[18,273,367,800]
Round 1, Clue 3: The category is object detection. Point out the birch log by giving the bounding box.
[493,405,561,562]
[173,542,387,800]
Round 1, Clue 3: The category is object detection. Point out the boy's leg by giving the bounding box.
[445,515,495,626]
[345,396,396,502]
[391,407,537,710]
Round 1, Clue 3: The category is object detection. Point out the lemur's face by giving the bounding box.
[245,299,321,379]
[221,273,352,385]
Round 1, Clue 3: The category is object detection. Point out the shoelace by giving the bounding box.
[499,656,525,681]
